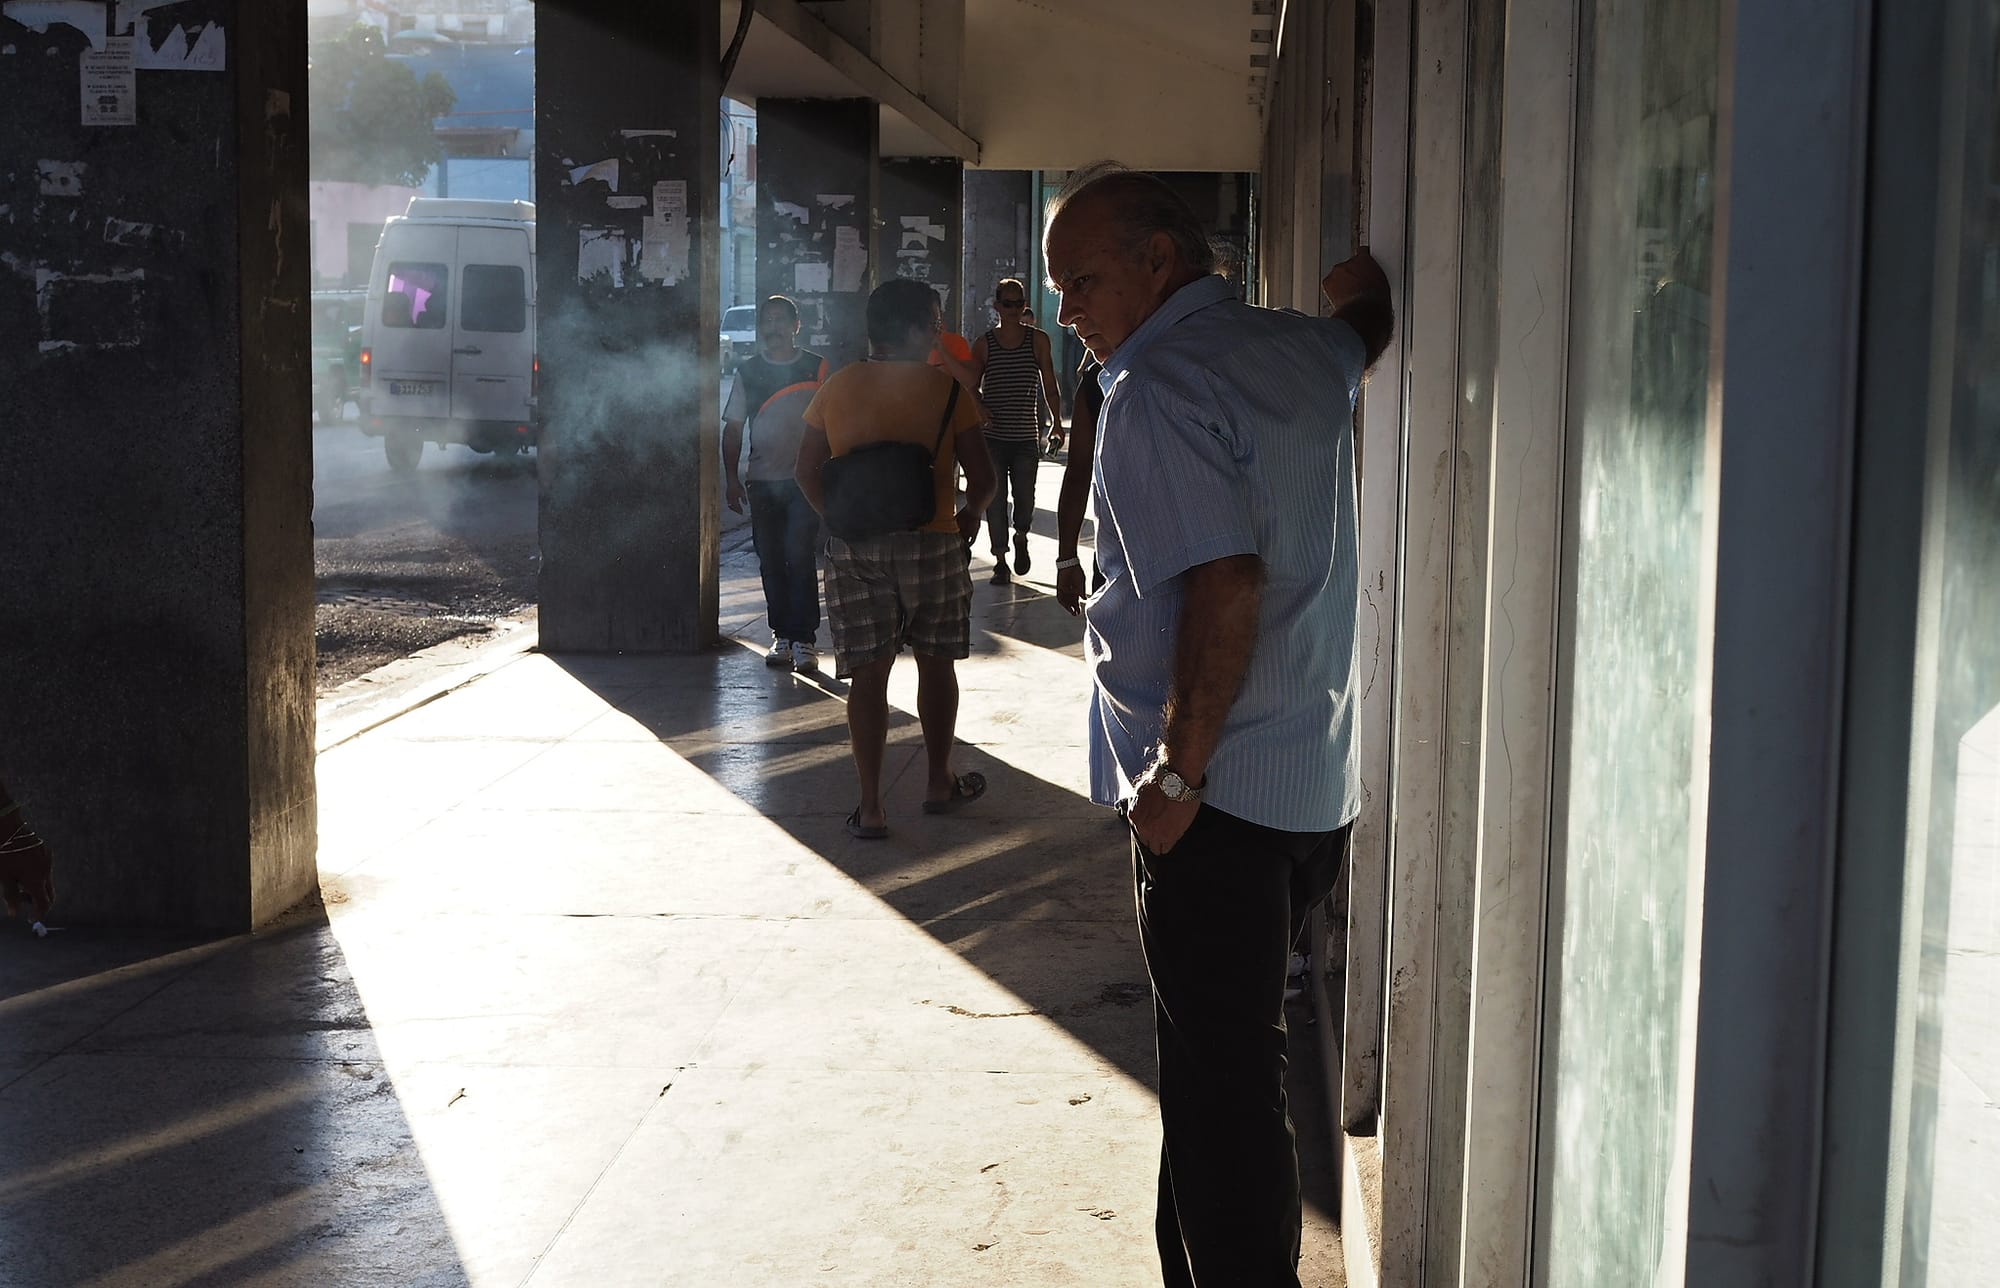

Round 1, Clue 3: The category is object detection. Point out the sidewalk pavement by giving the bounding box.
[0,461,1341,1286]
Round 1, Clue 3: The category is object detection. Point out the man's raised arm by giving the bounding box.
[1322,248,1396,370]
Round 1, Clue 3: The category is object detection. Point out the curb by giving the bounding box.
[314,517,757,756]
[315,612,541,754]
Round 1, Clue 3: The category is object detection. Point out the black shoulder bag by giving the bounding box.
[820,382,961,541]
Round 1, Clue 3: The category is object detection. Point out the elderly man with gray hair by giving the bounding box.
[1044,164,1393,1286]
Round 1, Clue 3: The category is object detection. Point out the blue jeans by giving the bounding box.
[984,437,1041,555]
[747,480,822,643]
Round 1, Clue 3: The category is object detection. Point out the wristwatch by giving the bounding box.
[1150,765,1204,804]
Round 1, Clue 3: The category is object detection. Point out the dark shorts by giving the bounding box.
[822,530,972,676]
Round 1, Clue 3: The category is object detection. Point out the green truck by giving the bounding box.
[310,288,368,423]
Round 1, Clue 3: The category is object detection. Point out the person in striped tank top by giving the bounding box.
[965,278,1062,584]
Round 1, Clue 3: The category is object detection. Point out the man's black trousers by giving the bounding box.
[1131,804,1351,1288]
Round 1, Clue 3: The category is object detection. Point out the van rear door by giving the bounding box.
[370,224,455,422]
[450,226,535,429]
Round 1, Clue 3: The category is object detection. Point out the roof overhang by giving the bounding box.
[719,0,980,161]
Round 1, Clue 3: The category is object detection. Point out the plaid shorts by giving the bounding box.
[822,530,972,676]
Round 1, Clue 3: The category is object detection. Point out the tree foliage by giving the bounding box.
[309,25,456,188]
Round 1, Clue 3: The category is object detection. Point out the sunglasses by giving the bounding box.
[996,298,1026,308]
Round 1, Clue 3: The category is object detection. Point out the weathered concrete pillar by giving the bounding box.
[0,0,314,930]
[755,98,878,372]
[879,157,964,322]
[536,2,721,652]
[959,169,1033,339]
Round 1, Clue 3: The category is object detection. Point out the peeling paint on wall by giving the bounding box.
[34,265,144,352]
[102,215,181,252]
[36,158,84,196]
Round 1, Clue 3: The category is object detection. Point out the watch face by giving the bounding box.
[1160,771,1187,800]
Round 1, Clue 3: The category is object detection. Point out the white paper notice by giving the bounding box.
[643,180,689,284]
[831,226,866,293]
[794,263,831,294]
[816,194,856,211]
[81,37,136,127]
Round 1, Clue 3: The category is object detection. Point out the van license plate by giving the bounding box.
[388,380,437,396]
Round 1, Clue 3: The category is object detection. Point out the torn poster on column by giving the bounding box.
[638,179,688,283]
[816,194,855,211]
[3,1,106,50]
[900,216,946,255]
[773,201,809,225]
[794,263,831,294]
[113,0,181,34]
[831,226,866,293]
[577,227,626,287]
[135,21,224,70]
[79,36,135,126]
[568,158,619,192]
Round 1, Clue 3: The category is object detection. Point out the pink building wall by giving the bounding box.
[310,180,425,285]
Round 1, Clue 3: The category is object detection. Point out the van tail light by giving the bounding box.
[359,348,372,386]
[531,354,540,398]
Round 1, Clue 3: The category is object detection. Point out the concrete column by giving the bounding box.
[959,169,1033,338]
[0,0,314,930]
[755,98,878,372]
[878,158,963,322]
[536,2,722,653]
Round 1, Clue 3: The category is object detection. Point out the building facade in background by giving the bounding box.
[310,0,534,286]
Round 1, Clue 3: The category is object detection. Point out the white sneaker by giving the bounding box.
[791,642,820,673]
[765,637,793,667]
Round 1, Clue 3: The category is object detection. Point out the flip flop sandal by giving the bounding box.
[921,771,988,815]
[845,808,889,840]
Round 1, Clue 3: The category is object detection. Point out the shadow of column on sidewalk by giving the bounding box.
[0,905,475,1284]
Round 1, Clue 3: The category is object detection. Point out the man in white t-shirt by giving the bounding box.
[723,295,832,671]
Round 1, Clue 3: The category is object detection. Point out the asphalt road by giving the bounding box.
[312,377,741,693]
[312,415,540,693]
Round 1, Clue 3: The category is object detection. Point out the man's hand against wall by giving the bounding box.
[1057,564,1086,616]
[1127,780,1200,855]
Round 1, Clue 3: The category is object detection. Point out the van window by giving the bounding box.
[383,263,448,329]
[723,306,758,331]
[462,264,527,333]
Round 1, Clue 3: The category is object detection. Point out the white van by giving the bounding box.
[360,198,537,471]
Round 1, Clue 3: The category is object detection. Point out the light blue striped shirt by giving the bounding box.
[1085,274,1365,833]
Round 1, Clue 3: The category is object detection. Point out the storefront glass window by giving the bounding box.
[1893,2,2000,1277]
[1539,0,1722,1281]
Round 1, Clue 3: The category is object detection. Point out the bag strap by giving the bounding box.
[931,380,961,456]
